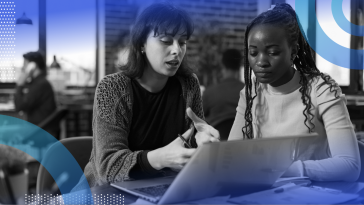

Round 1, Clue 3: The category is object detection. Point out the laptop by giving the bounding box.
[111,134,317,204]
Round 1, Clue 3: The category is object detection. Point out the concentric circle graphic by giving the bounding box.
[295,0,363,70]
[332,0,364,36]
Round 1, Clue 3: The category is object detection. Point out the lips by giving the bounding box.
[255,72,271,78]
[166,59,180,67]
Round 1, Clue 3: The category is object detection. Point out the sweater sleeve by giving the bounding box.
[302,76,360,182]
[92,75,141,183]
[187,74,205,148]
[190,74,205,120]
[228,88,246,141]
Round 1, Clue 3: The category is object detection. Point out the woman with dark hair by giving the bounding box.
[75,3,219,189]
[228,3,360,182]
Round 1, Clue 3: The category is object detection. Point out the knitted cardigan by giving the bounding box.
[74,72,204,190]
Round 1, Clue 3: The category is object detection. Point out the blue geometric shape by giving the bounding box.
[295,0,363,70]
[0,115,93,204]
[332,0,364,36]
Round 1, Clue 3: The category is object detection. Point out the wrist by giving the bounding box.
[147,149,164,170]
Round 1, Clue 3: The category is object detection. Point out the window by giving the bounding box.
[47,0,96,87]
[0,0,97,88]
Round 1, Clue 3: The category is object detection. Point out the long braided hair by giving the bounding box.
[242,3,339,139]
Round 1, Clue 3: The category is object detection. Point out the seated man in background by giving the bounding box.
[203,49,245,140]
[14,51,59,140]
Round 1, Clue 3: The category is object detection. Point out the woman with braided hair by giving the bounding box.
[228,3,360,182]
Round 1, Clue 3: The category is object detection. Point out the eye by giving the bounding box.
[268,51,280,56]
[249,51,258,57]
[179,41,187,46]
[160,37,173,45]
[160,40,172,45]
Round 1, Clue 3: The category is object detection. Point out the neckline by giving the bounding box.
[132,77,171,95]
[266,70,301,95]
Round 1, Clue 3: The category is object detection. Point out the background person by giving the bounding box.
[14,51,58,139]
[203,49,244,140]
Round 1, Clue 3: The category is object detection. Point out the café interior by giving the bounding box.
[0,0,363,204]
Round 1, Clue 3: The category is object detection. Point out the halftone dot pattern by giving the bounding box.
[0,1,15,82]
[25,193,126,205]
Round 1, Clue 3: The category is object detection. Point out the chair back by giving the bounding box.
[36,136,92,195]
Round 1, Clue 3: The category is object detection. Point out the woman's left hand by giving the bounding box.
[186,107,220,146]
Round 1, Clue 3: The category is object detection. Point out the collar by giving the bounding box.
[266,70,301,95]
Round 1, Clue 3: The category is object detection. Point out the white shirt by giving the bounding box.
[229,71,360,182]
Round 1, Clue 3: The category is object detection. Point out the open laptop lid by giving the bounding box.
[158,134,318,204]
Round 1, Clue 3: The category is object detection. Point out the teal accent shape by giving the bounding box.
[0,115,93,204]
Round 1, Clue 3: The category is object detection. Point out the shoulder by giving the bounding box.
[96,72,132,97]
[35,76,54,91]
[176,73,200,91]
[95,72,132,108]
[95,72,132,121]
[97,72,131,91]
[39,77,52,86]
[311,73,344,105]
[183,73,200,84]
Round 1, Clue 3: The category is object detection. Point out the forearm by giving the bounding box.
[285,129,360,181]
[304,129,360,182]
[303,156,359,182]
[93,118,141,182]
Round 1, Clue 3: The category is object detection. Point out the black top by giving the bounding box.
[129,76,185,178]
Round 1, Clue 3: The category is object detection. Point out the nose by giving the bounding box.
[256,53,270,68]
[170,40,182,55]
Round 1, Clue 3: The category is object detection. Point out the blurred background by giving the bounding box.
[0,0,363,203]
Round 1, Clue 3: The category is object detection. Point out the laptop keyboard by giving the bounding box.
[134,184,170,197]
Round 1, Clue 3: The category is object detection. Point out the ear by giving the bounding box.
[291,43,299,59]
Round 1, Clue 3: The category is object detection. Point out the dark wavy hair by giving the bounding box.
[119,3,195,78]
[242,3,339,139]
